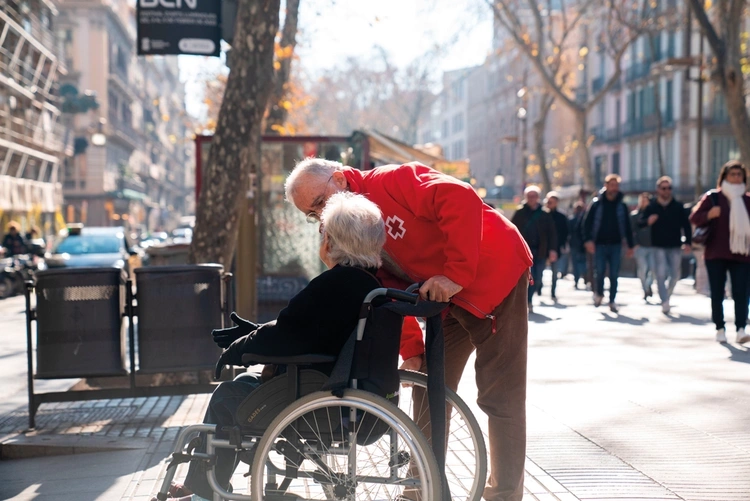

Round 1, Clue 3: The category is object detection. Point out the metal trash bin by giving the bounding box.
[35,268,127,379]
[134,264,224,373]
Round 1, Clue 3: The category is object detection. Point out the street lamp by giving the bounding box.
[91,118,107,146]
[494,174,505,187]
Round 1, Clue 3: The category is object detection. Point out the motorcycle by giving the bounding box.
[0,254,41,299]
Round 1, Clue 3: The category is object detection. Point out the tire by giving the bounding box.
[250,389,442,500]
[398,369,488,501]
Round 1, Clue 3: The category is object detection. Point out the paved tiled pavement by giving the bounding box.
[1,275,749,500]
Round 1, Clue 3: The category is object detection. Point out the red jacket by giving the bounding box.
[344,162,532,332]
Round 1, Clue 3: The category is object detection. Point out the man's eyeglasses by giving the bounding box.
[305,175,334,224]
[658,185,672,191]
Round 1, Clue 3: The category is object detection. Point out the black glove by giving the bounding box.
[212,312,258,349]
[214,333,251,380]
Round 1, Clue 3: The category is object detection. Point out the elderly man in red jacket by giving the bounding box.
[285,158,533,501]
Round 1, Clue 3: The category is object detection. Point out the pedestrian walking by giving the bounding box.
[689,160,750,344]
[511,185,558,313]
[568,202,588,289]
[631,193,655,302]
[583,174,635,313]
[640,177,692,315]
[1,221,28,257]
[544,191,568,301]
[285,158,533,501]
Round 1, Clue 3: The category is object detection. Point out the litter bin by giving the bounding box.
[134,264,224,373]
[35,268,127,378]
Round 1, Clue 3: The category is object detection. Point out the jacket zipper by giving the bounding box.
[386,247,498,334]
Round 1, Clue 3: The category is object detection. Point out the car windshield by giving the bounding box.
[54,234,122,255]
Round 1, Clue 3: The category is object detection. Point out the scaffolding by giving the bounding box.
[0,0,67,191]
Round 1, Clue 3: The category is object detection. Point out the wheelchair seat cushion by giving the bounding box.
[235,369,328,434]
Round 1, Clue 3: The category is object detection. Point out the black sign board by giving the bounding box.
[136,0,221,57]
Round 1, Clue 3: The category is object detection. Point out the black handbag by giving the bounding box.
[692,191,720,246]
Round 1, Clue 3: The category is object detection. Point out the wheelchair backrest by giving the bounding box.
[351,304,403,401]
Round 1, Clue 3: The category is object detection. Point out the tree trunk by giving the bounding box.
[648,35,665,178]
[533,93,554,194]
[722,67,750,174]
[265,0,300,135]
[575,111,594,189]
[189,0,280,265]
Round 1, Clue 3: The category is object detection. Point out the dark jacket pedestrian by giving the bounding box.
[640,198,692,248]
[583,175,634,310]
[512,193,558,308]
[2,223,28,257]
[584,189,635,248]
[631,208,652,247]
[549,209,569,253]
[511,204,558,261]
[568,210,586,254]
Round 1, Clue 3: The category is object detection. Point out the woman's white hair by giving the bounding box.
[321,192,385,269]
[285,157,344,205]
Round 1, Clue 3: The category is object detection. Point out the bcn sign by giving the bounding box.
[136,0,220,57]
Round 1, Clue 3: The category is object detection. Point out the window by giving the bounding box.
[665,79,674,124]
[452,79,465,102]
[452,140,464,160]
[667,30,676,59]
[664,135,674,177]
[640,140,648,178]
[629,144,638,181]
[710,136,739,182]
[452,113,464,133]
[441,120,449,139]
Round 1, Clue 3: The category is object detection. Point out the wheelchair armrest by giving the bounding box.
[241,353,337,365]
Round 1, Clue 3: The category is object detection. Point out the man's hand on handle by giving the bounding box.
[419,275,462,303]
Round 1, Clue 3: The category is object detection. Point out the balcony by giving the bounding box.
[625,61,652,83]
[589,124,605,143]
[605,126,621,143]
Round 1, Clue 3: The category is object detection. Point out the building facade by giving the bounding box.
[56,0,192,233]
[0,0,68,236]
[585,1,738,201]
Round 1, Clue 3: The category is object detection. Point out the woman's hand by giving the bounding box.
[708,206,721,220]
[399,355,424,372]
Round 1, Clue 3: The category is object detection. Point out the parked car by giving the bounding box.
[45,225,141,275]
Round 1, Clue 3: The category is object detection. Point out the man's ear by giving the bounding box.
[332,171,348,190]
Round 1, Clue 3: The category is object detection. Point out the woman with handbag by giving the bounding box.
[689,160,750,344]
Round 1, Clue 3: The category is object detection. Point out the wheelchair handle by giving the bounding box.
[385,288,419,304]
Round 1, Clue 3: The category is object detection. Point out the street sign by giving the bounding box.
[136,0,221,57]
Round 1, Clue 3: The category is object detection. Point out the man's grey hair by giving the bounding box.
[321,192,385,269]
[285,157,345,205]
[524,185,541,196]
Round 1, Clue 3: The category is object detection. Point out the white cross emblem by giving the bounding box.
[385,215,406,240]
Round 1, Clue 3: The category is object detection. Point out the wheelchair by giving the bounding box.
[155,287,487,500]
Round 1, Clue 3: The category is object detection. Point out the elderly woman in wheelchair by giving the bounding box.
[155,192,443,501]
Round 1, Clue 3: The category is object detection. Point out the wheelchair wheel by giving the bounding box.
[250,389,442,500]
[398,369,487,501]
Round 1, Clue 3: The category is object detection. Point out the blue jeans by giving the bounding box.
[528,256,545,304]
[652,247,682,304]
[570,249,587,286]
[185,373,262,498]
[594,244,622,303]
[634,246,654,294]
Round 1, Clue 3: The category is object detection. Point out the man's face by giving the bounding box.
[656,182,672,198]
[546,197,558,210]
[605,179,620,196]
[526,191,540,208]
[291,172,345,222]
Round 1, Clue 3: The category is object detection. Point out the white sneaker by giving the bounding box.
[661,300,670,314]
[716,328,727,343]
[737,328,750,344]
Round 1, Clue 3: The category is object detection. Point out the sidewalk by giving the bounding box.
[1,274,748,500]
